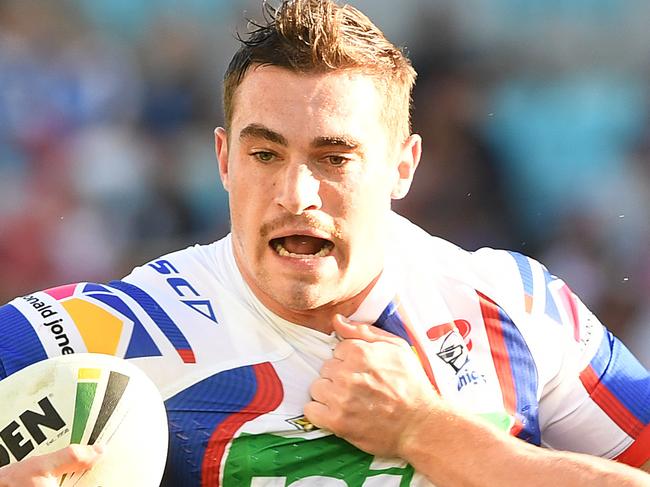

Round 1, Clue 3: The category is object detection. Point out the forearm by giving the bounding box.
[401,406,650,487]
[308,318,649,485]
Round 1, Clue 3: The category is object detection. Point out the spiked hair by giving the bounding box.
[223,0,417,141]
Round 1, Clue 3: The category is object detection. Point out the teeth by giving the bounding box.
[273,241,333,258]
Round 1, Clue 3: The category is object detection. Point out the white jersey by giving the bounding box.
[1,212,648,486]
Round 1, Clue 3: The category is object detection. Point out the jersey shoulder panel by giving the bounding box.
[0,237,293,394]
[468,247,600,370]
[470,247,589,337]
[463,248,650,463]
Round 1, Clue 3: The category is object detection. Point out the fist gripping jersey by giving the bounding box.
[1,212,648,486]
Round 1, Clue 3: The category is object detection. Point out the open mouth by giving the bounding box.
[270,235,334,258]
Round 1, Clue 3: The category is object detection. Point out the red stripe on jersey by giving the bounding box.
[201,362,283,486]
[558,284,580,342]
[397,302,440,393]
[579,365,644,438]
[478,292,523,436]
[178,349,196,363]
[616,424,650,467]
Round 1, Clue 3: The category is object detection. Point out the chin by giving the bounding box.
[276,290,327,312]
[268,280,334,312]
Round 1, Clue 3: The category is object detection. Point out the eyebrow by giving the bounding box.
[239,123,362,153]
[312,135,361,151]
[239,124,288,146]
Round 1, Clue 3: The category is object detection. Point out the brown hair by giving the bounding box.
[223,0,417,141]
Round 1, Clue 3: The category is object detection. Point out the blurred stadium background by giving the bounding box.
[0,0,648,366]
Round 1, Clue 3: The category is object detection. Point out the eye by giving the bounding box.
[325,155,349,167]
[252,151,275,163]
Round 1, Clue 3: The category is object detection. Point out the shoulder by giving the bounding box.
[0,237,236,377]
[389,213,586,367]
[387,212,471,276]
[390,213,571,322]
[469,247,545,314]
[389,213,536,300]
[123,238,228,289]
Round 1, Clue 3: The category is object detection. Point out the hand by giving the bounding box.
[304,315,439,458]
[0,445,103,487]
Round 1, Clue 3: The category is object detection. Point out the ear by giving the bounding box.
[215,127,230,192]
[391,134,422,200]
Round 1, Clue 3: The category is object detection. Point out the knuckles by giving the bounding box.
[334,339,377,368]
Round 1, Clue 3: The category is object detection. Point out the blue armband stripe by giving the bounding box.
[591,331,650,425]
[0,303,47,378]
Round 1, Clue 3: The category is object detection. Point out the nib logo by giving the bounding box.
[427,319,473,373]
[426,319,472,350]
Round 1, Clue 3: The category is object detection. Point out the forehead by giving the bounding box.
[230,66,387,143]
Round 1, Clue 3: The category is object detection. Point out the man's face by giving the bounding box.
[216,66,419,317]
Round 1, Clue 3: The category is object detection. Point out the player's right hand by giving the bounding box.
[0,444,103,487]
[305,315,440,459]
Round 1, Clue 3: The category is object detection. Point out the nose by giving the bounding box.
[275,163,322,214]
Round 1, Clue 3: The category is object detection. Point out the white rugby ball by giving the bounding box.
[0,353,168,486]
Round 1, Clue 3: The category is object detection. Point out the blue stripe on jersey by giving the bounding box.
[83,283,110,293]
[373,301,412,344]
[498,306,541,444]
[108,280,194,358]
[542,270,562,323]
[590,330,650,424]
[0,303,47,378]
[87,293,162,359]
[508,251,534,297]
[163,365,258,487]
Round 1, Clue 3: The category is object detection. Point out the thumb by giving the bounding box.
[332,315,405,345]
[46,444,104,477]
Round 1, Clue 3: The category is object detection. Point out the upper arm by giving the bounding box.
[642,460,650,473]
[0,299,48,378]
[471,250,650,466]
[531,282,650,467]
[0,282,159,378]
[540,328,650,466]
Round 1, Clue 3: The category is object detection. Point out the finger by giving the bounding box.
[333,315,407,346]
[309,377,333,404]
[319,358,342,380]
[304,400,330,430]
[46,444,103,477]
[332,338,364,361]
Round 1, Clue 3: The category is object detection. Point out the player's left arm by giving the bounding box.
[530,282,650,470]
[305,316,650,486]
[470,249,649,469]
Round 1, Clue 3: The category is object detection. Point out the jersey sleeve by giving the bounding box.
[538,297,649,467]
[0,281,169,380]
[473,249,650,467]
[0,298,49,379]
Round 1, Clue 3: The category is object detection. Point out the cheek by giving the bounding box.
[229,192,260,247]
[344,171,393,212]
[334,190,390,244]
[230,169,265,216]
